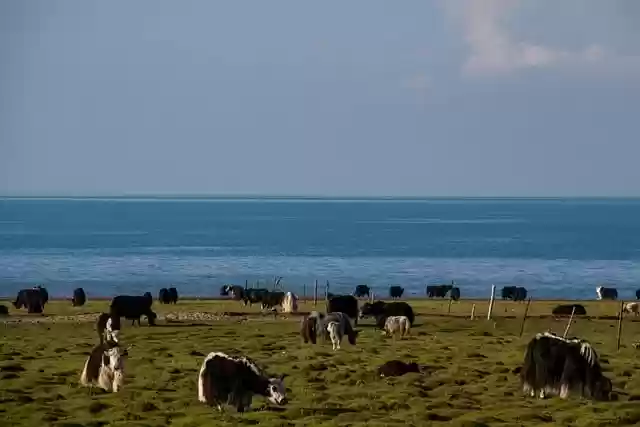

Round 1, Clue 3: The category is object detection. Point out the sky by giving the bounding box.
[2,0,640,197]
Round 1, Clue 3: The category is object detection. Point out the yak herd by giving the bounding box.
[2,281,639,414]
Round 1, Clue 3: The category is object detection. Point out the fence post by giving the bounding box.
[245,279,248,290]
[617,300,625,351]
[471,304,476,320]
[303,284,306,300]
[518,297,532,337]
[447,299,453,314]
[370,291,374,303]
[325,280,330,301]
[487,285,496,320]
[563,306,576,338]
[314,280,318,306]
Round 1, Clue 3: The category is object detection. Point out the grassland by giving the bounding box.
[2,298,640,427]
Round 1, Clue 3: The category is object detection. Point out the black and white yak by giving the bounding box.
[389,286,404,299]
[72,287,86,307]
[282,292,298,313]
[109,294,157,326]
[449,287,461,301]
[197,352,288,412]
[324,312,359,351]
[596,286,618,301]
[359,301,415,326]
[96,313,120,344]
[13,288,47,314]
[80,342,128,393]
[520,332,612,400]
[353,285,370,298]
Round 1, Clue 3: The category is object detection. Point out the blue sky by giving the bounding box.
[2,0,640,197]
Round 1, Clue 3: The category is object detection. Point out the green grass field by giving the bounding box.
[2,298,640,426]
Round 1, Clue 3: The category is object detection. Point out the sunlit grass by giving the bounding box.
[1,299,640,426]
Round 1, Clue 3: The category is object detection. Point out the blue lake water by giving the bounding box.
[1,197,640,299]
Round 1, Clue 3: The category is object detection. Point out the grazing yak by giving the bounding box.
[72,287,86,307]
[168,287,178,303]
[596,286,618,301]
[327,295,359,325]
[197,352,288,412]
[501,286,528,301]
[300,311,324,344]
[378,360,420,377]
[324,312,359,351]
[552,304,587,316]
[383,315,411,338]
[360,301,415,326]
[13,287,48,313]
[426,284,453,298]
[520,332,612,400]
[80,342,128,393]
[282,292,298,314]
[158,287,178,304]
[624,302,640,316]
[243,288,270,306]
[260,291,286,310]
[96,313,120,344]
[109,293,157,326]
[353,285,370,298]
[389,286,404,299]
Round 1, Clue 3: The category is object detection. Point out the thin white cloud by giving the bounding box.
[450,0,638,77]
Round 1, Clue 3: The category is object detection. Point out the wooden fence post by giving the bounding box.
[245,279,248,290]
[563,306,576,338]
[314,280,318,306]
[617,300,625,351]
[447,299,453,314]
[370,291,374,303]
[303,284,306,300]
[487,285,496,320]
[325,280,330,301]
[518,297,532,337]
[470,304,476,320]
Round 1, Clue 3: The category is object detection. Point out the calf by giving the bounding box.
[389,286,404,299]
[360,301,415,326]
[383,315,411,338]
[80,342,128,392]
[552,304,587,316]
[520,332,612,400]
[197,352,287,412]
[449,287,461,301]
[13,288,46,314]
[72,288,86,307]
[353,285,370,298]
[377,360,420,377]
[596,286,617,301]
[110,294,157,326]
[624,302,640,316]
[282,292,298,314]
[324,312,358,351]
[326,295,359,325]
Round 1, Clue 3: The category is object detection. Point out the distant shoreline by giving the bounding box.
[3,195,640,202]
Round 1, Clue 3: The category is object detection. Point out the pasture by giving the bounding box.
[1,298,640,426]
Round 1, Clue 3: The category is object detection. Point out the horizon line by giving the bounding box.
[2,193,640,200]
